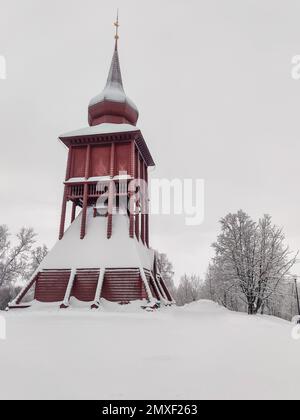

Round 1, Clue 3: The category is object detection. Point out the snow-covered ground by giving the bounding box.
[0,300,299,400]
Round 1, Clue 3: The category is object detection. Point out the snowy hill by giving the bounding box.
[0,300,299,400]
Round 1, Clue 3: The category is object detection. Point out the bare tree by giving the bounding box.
[0,225,48,309]
[0,226,36,287]
[201,262,244,311]
[156,251,176,297]
[29,245,49,275]
[176,274,203,306]
[210,210,297,315]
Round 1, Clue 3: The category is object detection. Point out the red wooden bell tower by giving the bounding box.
[10,17,174,310]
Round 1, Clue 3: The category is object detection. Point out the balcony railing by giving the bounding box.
[66,181,130,200]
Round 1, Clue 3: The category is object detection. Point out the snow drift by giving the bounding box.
[0,300,299,400]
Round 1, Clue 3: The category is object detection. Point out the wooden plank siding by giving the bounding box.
[16,267,163,305]
[101,268,148,302]
[34,270,71,302]
[71,269,100,302]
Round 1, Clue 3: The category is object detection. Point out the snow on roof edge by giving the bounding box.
[59,123,140,139]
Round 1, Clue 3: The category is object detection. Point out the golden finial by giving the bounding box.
[114,10,120,42]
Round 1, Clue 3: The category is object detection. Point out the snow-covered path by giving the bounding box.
[0,300,299,400]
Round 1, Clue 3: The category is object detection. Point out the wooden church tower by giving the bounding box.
[10,17,174,310]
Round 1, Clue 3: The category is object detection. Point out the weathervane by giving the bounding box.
[114,10,120,43]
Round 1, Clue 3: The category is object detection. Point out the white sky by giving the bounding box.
[1,0,300,282]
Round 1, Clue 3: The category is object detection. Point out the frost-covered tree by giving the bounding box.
[0,226,36,287]
[29,245,49,276]
[201,262,245,312]
[0,225,48,309]
[208,211,297,315]
[156,251,176,297]
[259,277,300,320]
[176,274,203,306]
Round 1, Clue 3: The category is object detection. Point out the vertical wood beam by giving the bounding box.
[145,164,149,247]
[85,145,91,179]
[107,143,115,239]
[110,142,115,178]
[135,147,140,240]
[58,146,73,240]
[80,185,88,239]
[130,140,135,178]
[129,141,135,238]
[71,201,76,223]
[141,159,145,244]
[59,186,68,240]
[65,146,73,181]
[80,145,91,240]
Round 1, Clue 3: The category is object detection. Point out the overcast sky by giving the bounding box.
[1,0,300,282]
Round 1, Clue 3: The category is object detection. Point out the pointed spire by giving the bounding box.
[88,13,139,126]
[105,11,123,90]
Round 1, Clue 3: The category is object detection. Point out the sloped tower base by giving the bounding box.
[9,210,174,310]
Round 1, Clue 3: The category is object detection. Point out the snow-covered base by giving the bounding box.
[16,297,152,312]
[0,300,299,400]
[40,211,154,270]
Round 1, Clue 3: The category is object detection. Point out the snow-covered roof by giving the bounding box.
[89,86,138,112]
[40,208,154,270]
[59,123,139,139]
